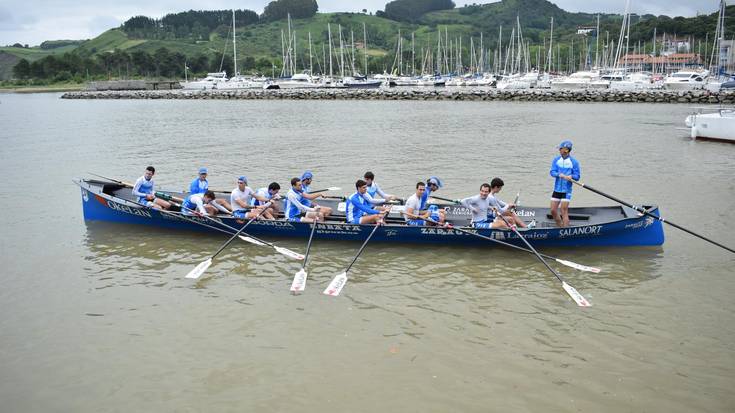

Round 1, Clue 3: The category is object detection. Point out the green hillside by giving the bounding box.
[2,0,730,83]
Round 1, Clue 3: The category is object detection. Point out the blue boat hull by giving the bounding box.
[77,180,665,248]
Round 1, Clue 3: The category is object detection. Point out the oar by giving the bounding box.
[429,195,459,204]
[310,187,341,194]
[185,202,292,280]
[572,180,735,254]
[323,218,386,297]
[400,212,599,273]
[178,203,304,262]
[88,172,185,203]
[493,210,591,307]
[290,218,318,292]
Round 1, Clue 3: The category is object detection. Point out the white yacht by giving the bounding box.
[180,72,228,90]
[275,72,327,89]
[663,70,708,90]
[550,71,610,89]
[609,72,663,91]
[685,108,735,143]
[496,72,539,90]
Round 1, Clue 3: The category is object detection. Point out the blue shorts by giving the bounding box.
[472,220,491,229]
[428,205,440,221]
[551,191,572,202]
[233,210,248,219]
[348,216,362,225]
[407,219,425,226]
[288,216,302,222]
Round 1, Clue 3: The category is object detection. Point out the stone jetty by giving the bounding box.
[61,88,735,104]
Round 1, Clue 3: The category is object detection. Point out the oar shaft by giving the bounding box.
[430,195,459,204]
[302,220,318,268]
[210,202,272,260]
[344,223,381,273]
[574,180,735,254]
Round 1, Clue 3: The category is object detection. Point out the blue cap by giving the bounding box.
[558,140,573,150]
[237,175,247,183]
[301,171,313,180]
[198,167,208,174]
[427,176,443,188]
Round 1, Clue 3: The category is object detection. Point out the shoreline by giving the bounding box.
[60,88,735,104]
[1,85,85,93]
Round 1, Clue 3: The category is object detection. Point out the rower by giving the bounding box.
[486,178,526,229]
[231,176,274,220]
[346,179,391,224]
[299,170,333,217]
[252,182,281,217]
[404,182,431,225]
[285,177,323,223]
[181,191,216,217]
[189,167,232,215]
[132,166,170,210]
[419,176,446,224]
[363,171,396,205]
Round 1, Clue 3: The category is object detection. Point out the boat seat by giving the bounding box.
[546,213,590,220]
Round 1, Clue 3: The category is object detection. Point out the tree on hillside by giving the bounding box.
[382,0,455,22]
[262,0,318,21]
[13,59,30,79]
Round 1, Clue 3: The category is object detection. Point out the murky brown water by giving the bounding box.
[0,93,733,412]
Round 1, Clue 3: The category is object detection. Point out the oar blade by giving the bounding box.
[326,186,341,191]
[275,246,305,260]
[323,272,348,296]
[562,281,592,307]
[239,235,266,246]
[290,268,308,292]
[555,259,601,274]
[185,258,212,279]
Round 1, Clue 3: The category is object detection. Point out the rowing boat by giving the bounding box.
[75,178,665,247]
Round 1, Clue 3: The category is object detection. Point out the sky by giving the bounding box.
[0,0,720,47]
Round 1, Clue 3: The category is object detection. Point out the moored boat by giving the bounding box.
[685,108,735,143]
[76,178,665,248]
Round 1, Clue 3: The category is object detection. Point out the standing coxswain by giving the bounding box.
[132,166,170,210]
[549,140,581,227]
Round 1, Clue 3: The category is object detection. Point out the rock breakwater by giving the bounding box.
[61,88,735,104]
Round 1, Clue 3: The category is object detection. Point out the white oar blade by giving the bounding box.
[323,272,348,296]
[326,187,341,191]
[274,246,305,260]
[562,281,592,307]
[290,268,308,292]
[556,259,601,274]
[185,258,212,279]
[239,235,266,246]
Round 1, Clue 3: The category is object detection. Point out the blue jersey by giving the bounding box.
[182,194,206,215]
[346,192,380,224]
[285,188,312,220]
[550,155,580,193]
[301,183,312,207]
[251,187,272,206]
[132,175,155,204]
[419,187,432,210]
[189,178,208,194]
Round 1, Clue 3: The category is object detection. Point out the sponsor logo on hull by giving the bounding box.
[106,200,152,218]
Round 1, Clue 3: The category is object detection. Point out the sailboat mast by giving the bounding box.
[232,10,237,76]
[363,22,368,76]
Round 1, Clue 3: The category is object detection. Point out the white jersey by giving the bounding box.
[231,186,253,210]
[404,193,422,222]
[132,175,155,203]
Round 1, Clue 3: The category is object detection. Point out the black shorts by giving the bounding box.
[551,191,572,201]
